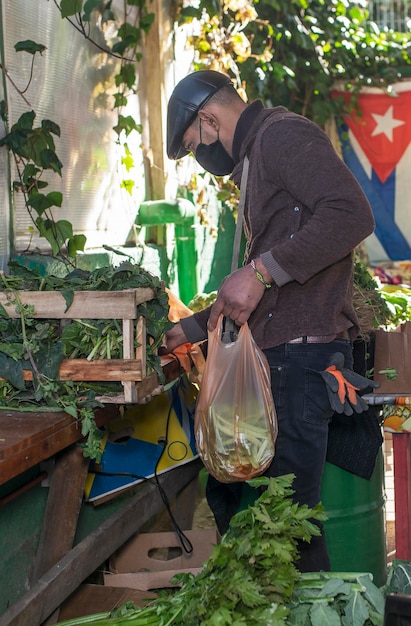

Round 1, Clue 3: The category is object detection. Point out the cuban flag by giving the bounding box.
[333,82,411,262]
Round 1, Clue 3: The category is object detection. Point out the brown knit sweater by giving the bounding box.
[181,103,375,349]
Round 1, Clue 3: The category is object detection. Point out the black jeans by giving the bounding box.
[264,338,353,572]
[206,338,353,572]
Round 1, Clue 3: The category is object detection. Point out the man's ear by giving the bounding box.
[198,109,219,130]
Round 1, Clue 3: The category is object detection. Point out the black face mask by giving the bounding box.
[195,122,235,175]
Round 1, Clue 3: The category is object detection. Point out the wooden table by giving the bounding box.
[0,357,200,626]
[0,406,119,486]
[0,354,182,486]
[0,454,202,626]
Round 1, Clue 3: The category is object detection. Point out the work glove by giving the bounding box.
[320,352,380,416]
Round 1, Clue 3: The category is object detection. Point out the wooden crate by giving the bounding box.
[0,287,164,404]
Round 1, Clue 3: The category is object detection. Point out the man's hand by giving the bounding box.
[163,323,189,353]
[207,263,267,332]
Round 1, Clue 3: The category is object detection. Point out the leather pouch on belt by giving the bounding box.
[319,352,380,416]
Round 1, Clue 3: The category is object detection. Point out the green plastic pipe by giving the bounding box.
[137,199,198,304]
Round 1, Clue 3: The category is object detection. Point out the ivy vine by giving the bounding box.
[173,0,411,227]
[177,0,411,124]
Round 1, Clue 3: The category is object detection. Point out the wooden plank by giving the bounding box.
[122,316,148,403]
[393,433,411,561]
[0,410,74,456]
[55,359,144,381]
[0,459,203,626]
[0,406,120,485]
[95,358,181,404]
[0,359,145,384]
[0,412,78,484]
[122,318,137,403]
[13,359,144,382]
[135,316,146,373]
[0,288,155,319]
[30,445,90,581]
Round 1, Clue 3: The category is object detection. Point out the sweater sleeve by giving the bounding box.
[180,305,211,344]
[260,250,293,287]
[260,116,375,285]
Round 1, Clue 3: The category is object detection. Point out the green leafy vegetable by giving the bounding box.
[384,559,411,596]
[0,260,172,459]
[56,474,323,625]
[378,368,398,381]
[187,291,217,312]
[55,475,411,626]
[378,288,411,330]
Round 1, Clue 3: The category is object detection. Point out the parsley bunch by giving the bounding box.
[168,474,326,625]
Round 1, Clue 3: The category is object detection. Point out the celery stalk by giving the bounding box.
[55,606,160,626]
[55,612,112,625]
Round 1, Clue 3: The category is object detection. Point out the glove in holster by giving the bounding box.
[319,352,380,416]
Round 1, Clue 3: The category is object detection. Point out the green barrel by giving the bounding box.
[320,451,387,587]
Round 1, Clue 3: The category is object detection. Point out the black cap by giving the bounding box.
[167,70,234,160]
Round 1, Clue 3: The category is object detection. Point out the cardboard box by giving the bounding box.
[373,324,411,394]
[57,584,157,622]
[105,529,218,591]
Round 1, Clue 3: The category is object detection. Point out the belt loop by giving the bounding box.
[302,336,308,344]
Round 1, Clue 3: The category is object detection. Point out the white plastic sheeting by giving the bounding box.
[0,0,146,262]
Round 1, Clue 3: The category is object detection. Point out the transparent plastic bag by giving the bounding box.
[194,315,278,483]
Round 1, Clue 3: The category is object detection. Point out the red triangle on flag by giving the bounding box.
[332,88,411,183]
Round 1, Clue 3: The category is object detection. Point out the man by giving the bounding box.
[165,70,376,572]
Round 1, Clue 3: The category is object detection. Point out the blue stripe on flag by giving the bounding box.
[341,137,411,260]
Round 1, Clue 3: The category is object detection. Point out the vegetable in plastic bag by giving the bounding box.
[194,315,278,482]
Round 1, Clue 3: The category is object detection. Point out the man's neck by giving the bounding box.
[231,100,265,163]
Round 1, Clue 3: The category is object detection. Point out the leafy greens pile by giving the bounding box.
[56,473,398,626]
[0,260,172,459]
[55,473,411,625]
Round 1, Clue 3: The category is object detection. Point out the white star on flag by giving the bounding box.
[371,105,405,142]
